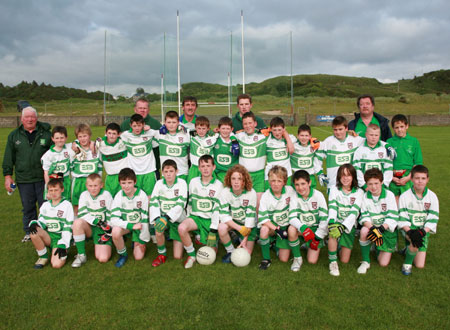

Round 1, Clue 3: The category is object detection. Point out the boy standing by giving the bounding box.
[29,178,74,269]
[398,165,439,275]
[213,117,240,182]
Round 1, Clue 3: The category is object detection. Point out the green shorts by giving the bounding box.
[405,230,430,252]
[265,177,291,191]
[273,225,290,250]
[124,229,147,245]
[250,169,265,193]
[105,174,120,198]
[298,226,326,249]
[338,227,356,250]
[214,170,227,183]
[389,179,413,196]
[92,226,112,246]
[71,177,88,206]
[169,221,181,242]
[376,229,398,253]
[177,174,188,184]
[187,165,200,184]
[48,232,62,249]
[190,215,211,245]
[136,172,156,196]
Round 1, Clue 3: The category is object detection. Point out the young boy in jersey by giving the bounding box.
[218,164,257,262]
[213,117,240,183]
[327,164,364,276]
[353,124,393,189]
[158,111,190,182]
[258,166,296,270]
[71,173,113,267]
[29,178,74,269]
[387,114,423,203]
[398,165,439,276]
[264,116,295,189]
[235,112,268,202]
[357,168,398,274]
[41,126,75,201]
[149,160,188,267]
[94,123,128,197]
[288,170,328,272]
[316,116,364,189]
[110,168,150,268]
[120,114,159,197]
[187,116,218,183]
[178,155,223,269]
[290,124,321,189]
[71,124,102,214]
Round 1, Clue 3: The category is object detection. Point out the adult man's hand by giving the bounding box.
[4,175,14,193]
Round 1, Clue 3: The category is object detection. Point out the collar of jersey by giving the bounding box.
[200,177,215,186]
[231,188,246,197]
[270,133,285,141]
[364,139,381,149]
[49,197,65,207]
[296,187,313,201]
[269,186,286,199]
[122,187,140,199]
[411,186,428,200]
[366,186,386,200]
[128,129,145,136]
[103,136,120,146]
[50,144,67,153]
[180,114,197,124]
[335,133,348,143]
[163,177,178,187]
[339,186,358,195]
[90,188,104,199]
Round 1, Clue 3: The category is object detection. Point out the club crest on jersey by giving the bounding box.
[206,140,212,146]
[253,136,258,142]
[378,152,384,158]
[424,202,431,210]
[179,137,184,143]
[243,199,249,206]
[100,200,105,207]
[174,189,179,197]
[143,137,148,141]
[286,197,291,205]
[137,201,142,208]
[64,152,69,158]
[57,210,64,217]
[347,142,353,149]
[312,202,317,209]
[15,140,21,145]
[381,203,387,212]
[209,190,215,197]
[350,197,356,205]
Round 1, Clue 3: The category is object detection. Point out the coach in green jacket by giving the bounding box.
[232,94,266,133]
[3,107,52,242]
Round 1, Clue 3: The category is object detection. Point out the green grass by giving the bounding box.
[0,126,449,329]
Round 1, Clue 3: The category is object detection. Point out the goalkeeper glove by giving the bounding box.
[206,229,218,247]
[258,127,271,137]
[155,216,169,233]
[275,226,288,240]
[238,226,251,237]
[54,247,67,259]
[309,237,321,250]
[206,130,216,137]
[302,227,315,242]
[367,226,385,246]
[318,173,329,187]
[29,222,39,235]
[98,233,112,244]
[97,220,112,234]
[328,223,345,239]
[159,125,168,135]
[385,145,397,161]
[407,229,426,248]
[231,140,240,156]
[178,125,188,133]
[310,137,320,151]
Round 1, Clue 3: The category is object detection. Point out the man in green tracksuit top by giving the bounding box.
[231,94,266,133]
[2,107,52,242]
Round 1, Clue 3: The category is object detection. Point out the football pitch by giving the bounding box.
[0,126,449,329]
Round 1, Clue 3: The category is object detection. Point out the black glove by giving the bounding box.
[275,226,288,240]
[29,223,38,235]
[54,248,67,259]
[407,229,425,248]
[98,220,112,234]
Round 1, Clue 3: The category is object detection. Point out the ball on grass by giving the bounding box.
[231,248,251,267]
[196,246,216,265]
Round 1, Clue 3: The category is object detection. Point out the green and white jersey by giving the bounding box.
[180,114,197,131]
[97,136,128,175]
[189,133,219,166]
[30,199,74,249]
[327,186,364,233]
[289,188,328,239]
[290,141,321,175]
[213,136,239,173]
[187,177,223,230]
[236,131,267,173]
[41,143,75,177]
[316,134,364,188]
[149,177,188,224]
[120,129,159,175]
[265,133,296,180]
[353,140,393,188]
[258,186,296,228]
[360,187,398,232]
[218,187,257,228]
[71,144,102,178]
[398,187,439,234]
[77,189,113,226]
[158,128,190,175]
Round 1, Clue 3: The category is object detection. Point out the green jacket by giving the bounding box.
[120,114,161,132]
[232,112,266,133]
[3,121,52,183]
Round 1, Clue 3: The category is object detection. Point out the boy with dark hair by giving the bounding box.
[213,117,240,182]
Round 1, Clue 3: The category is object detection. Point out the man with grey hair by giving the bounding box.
[3,107,52,242]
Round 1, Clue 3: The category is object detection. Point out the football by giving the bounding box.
[230,248,251,267]
[196,246,216,265]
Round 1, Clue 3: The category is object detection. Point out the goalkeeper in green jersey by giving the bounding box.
[213,117,239,183]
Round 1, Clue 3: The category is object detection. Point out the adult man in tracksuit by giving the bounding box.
[3,107,52,242]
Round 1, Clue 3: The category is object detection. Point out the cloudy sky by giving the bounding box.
[1,0,450,96]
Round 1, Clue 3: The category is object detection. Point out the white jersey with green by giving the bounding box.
[158,128,190,175]
[353,140,393,188]
[189,133,218,166]
[290,140,322,175]
[289,188,328,239]
[97,136,128,175]
[77,189,113,226]
[398,187,439,233]
[30,199,74,249]
[149,177,188,224]
[235,131,267,173]
[316,134,364,188]
[218,187,257,228]
[213,135,239,173]
[110,188,150,242]
[265,133,296,179]
[327,186,364,233]
[71,142,102,178]
[41,143,75,178]
[187,177,223,230]
[258,186,296,228]
[120,129,159,175]
[360,187,398,232]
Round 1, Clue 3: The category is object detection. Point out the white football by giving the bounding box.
[231,248,251,267]
[196,246,216,265]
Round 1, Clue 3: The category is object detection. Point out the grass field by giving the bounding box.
[0,126,449,329]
